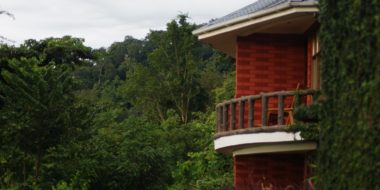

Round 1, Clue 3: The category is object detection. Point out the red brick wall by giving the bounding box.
[231,33,314,190]
[236,34,306,97]
[234,153,306,190]
[306,34,313,89]
[235,34,307,125]
[305,33,314,104]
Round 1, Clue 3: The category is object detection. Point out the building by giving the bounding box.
[193,0,320,189]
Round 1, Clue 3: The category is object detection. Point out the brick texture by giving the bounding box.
[306,34,313,89]
[235,34,307,125]
[230,33,316,190]
[234,153,306,190]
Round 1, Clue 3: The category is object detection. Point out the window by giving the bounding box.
[311,32,321,89]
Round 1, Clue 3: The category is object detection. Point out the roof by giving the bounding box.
[194,0,318,34]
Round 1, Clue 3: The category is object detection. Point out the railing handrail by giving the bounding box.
[215,89,317,137]
[216,89,316,108]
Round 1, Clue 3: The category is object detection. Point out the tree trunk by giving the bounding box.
[23,153,26,184]
[156,103,166,122]
[34,147,42,181]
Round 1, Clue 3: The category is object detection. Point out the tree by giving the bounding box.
[123,15,207,123]
[0,57,86,184]
[0,15,236,189]
[170,112,233,190]
[21,36,93,67]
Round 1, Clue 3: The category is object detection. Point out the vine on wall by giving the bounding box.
[318,0,380,189]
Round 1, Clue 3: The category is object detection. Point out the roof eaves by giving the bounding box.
[193,0,318,36]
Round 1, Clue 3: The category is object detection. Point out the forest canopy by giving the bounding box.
[0,15,235,190]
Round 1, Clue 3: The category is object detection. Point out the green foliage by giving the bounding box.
[122,15,233,124]
[22,36,93,66]
[289,123,320,141]
[170,113,233,190]
[0,57,83,184]
[318,0,380,189]
[289,97,321,141]
[0,15,234,189]
[51,175,89,190]
[213,72,235,103]
[105,116,170,189]
[126,15,204,123]
[293,103,320,123]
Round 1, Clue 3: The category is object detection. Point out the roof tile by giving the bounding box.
[205,0,318,27]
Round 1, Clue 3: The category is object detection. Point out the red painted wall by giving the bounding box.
[230,33,317,190]
[234,153,306,190]
[306,34,313,89]
[236,34,306,97]
[235,34,307,126]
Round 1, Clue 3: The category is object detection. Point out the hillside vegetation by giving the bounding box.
[0,15,235,190]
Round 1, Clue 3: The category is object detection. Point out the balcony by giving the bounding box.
[214,89,317,154]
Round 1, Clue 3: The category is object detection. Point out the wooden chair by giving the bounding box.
[266,83,300,126]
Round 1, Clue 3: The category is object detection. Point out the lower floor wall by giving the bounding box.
[234,153,307,190]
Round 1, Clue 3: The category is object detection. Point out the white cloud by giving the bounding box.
[0,0,254,48]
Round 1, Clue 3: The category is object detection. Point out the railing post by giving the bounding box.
[219,106,223,131]
[239,100,244,129]
[215,107,219,132]
[230,101,236,130]
[223,104,228,131]
[248,97,254,128]
[278,93,284,125]
[261,94,267,127]
[216,106,221,132]
[215,90,317,134]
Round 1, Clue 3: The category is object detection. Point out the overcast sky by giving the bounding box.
[0,0,254,48]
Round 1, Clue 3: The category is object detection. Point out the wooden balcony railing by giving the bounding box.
[215,89,316,137]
